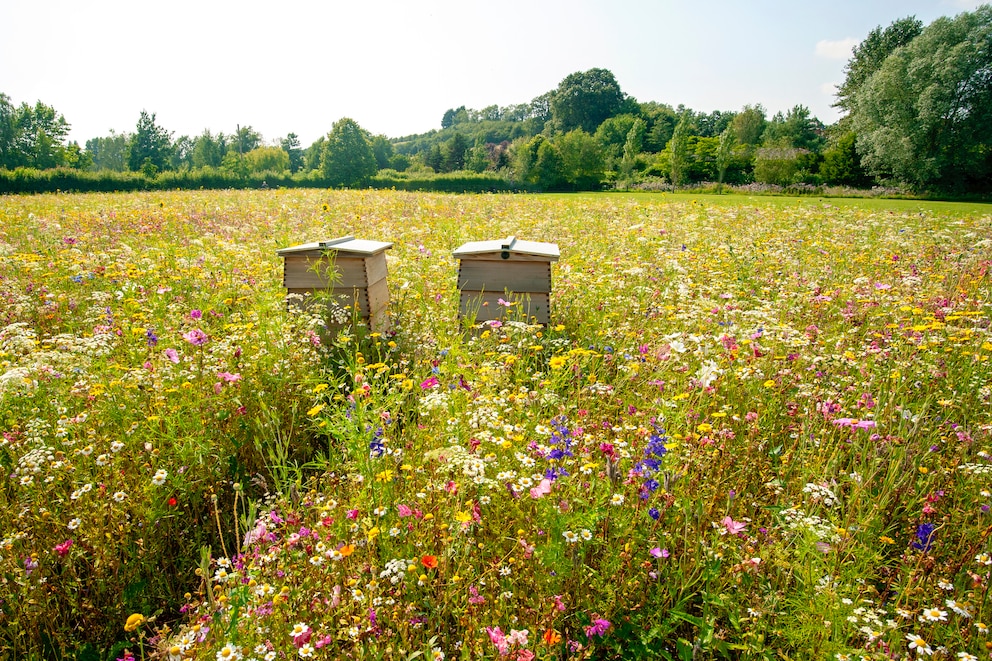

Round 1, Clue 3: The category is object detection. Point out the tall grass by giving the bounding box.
[0,190,989,660]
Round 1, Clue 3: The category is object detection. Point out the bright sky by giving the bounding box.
[1,0,985,148]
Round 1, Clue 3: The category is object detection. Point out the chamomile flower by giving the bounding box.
[152,469,168,486]
[905,633,933,656]
[216,643,242,661]
[563,530,579,543]
[919,607,947,623]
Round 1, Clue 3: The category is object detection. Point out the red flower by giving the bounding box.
[168,497,178,507]
[421,555,438,569]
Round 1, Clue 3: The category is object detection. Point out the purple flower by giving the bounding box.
[584,618,610,638]
[183,329,208,346]
[912,523,936,551]
[190,309,202,320]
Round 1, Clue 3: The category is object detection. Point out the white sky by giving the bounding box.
[1,0,985,148]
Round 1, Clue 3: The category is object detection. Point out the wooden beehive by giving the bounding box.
[277,236,392,331]
[453,235,559,325]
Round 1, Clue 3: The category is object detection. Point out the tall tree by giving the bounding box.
[668,113,692,188]
[369,135,392,171]
[5,100,72,169]
[0,93,16,169]
[730,105,767,146]
[281,133,304,173]
[848,5,992,191]
[835,16,923,113]
[192,130,224,169]
[550,68,626,134]
[85,131,129,171]
[127,111,172,173]
[321,118,377,187]
[557,129,605,190]
[715,126,736,192]
[763,105,826,153]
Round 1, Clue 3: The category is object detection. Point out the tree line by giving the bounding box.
[2,5,989,196]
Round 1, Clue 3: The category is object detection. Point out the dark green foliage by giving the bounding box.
[836,15,924,113]
[847,5,992,192]
[820,132,873,187]
[321,118,377,188]
[86,131,130,172]
[550,68,626,133]
[281,133,304,173]
[0,94,77,170]
[127,111,173,173]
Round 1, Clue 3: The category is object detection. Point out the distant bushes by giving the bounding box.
[368,169,523,193]
[0,167,526,195]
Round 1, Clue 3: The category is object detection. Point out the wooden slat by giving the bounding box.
[459,291,550,325]
[286,287,370,314]
[457,261,551,292]
[366,277,390,316]
[282,255,369,288]
[364,253,389,287]
[457,253,557,263]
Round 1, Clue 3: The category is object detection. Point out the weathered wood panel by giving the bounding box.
[457,261,551,292]
[283,254,370,288]
[460,291,551,325]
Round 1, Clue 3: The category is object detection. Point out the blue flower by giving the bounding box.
[912,523,936,551]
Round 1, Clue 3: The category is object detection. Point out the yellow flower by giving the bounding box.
[124,613,145,631]
[549,356,567,370]
[454,511,472,524]
[307,403,326,417]
[313,383,329,393]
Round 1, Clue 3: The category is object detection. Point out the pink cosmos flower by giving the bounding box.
[164,348,179,364]
[55,539,73,557]
[721,516,747,535]
[650,547,669,558]
[183,329,208,346]
[217,372,241,383]
[529,479,552,499]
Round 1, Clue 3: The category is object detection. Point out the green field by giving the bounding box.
[1,190,990,660]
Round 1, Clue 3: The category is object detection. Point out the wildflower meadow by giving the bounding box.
[1,189,990,661]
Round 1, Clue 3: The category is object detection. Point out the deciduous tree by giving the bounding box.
[321,118,377,187]
[847,6,992,191]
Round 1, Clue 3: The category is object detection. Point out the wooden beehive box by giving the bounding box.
[277,236,393,331]
[453,235,559,325]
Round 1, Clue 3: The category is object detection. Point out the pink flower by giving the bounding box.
[190,309,202,319]
[649,547,669,558]
[55,539,73,557]
[529,479,552,499]
[397,504,413,517]
[486,626,509,656]
[183,329,208,346]
[507,629,529,647]
[516,651,535,661]
[721,516,747,535]
[346,509,359,520]
[164,348,179,364]
[217,372,241,383]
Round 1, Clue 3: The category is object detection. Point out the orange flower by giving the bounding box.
[339,544,355,557]
[542,629,561,645]
[421,554,438,569]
